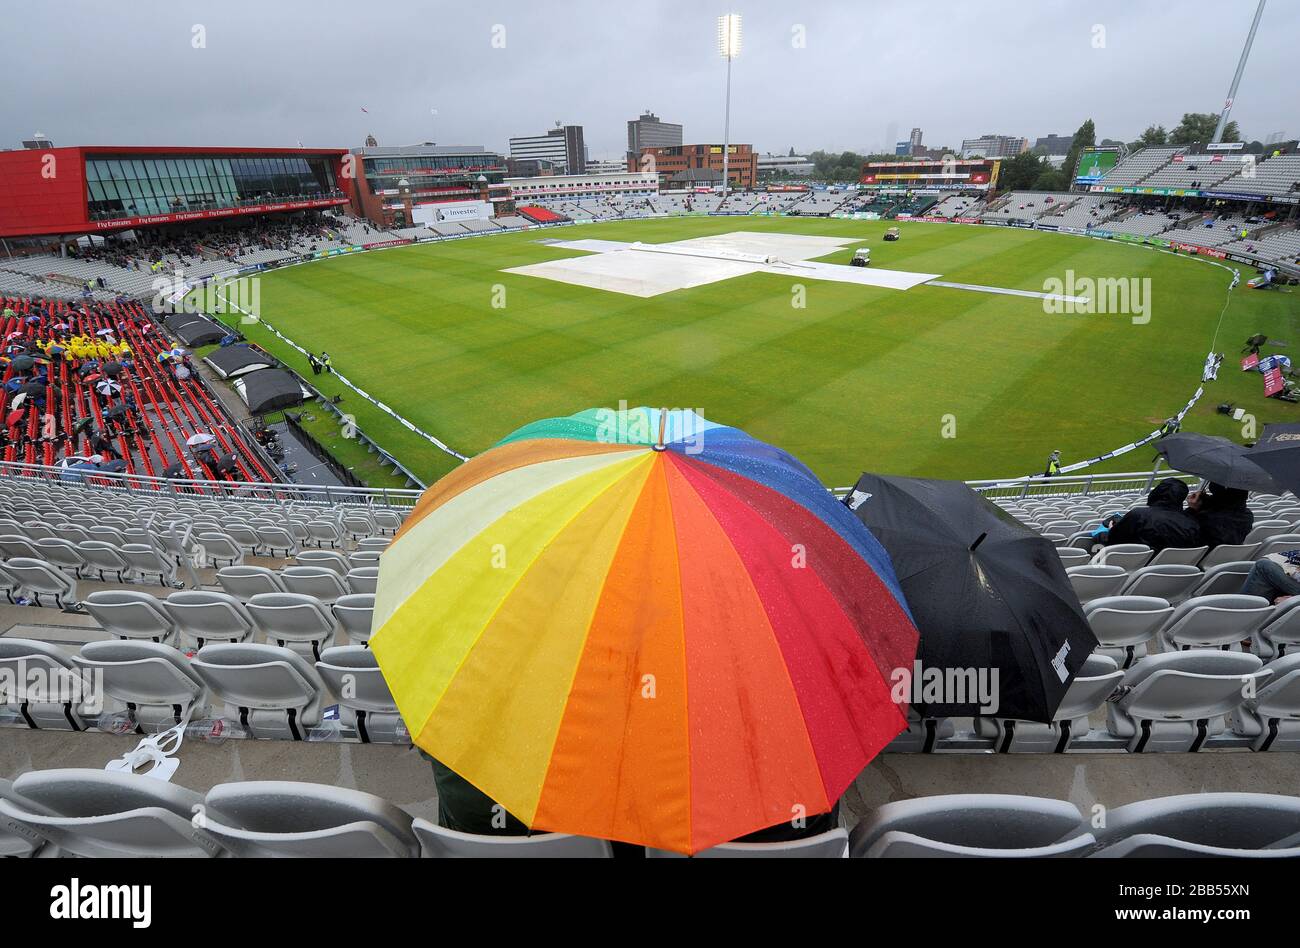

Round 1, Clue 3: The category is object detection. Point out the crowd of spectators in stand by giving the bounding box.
[64,212,367,271]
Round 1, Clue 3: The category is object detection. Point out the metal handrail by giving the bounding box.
[3,458,1227,509]
[0,459,423,508]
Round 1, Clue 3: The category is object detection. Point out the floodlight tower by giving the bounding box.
[717,14,742,200]
[1212,0,1266,143]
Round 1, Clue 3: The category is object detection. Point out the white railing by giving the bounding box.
[0,459,423,509]
[4,457,1214,510]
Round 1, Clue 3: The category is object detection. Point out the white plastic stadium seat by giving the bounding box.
[1106,651,1272,752]
[83,590,179,644]
[848,794,1092,858]
[194,531,245,568]
[333,593,376,643]
[1185,561,1255,599]
[647,829,849,858]
[118,543,178,586]
[973,654,1123,752]
[1147,546,1208,567]
[1090,793,1300,857]
[191,642,327,740]
[1066,564,1127,603]
[345,566,378,595]
[1093,544,1153,571]
[1255,536,1300,560]
[411,818,614,858]
[1084,596,1174,668]
[885,709,954,752]
[1252,597,1300,659]
[162,590,257,648]
[279,565,350,604]
[75,540,133,581]
[72,640,208,734]
[0,768,222,857]
[216,564,287,599]
[2,558,78,609]
[246,592,338,660]
[1229,653,1300,751]
[1055,547,1090,568]
[1199,544,1260,569]
[295,549,350,575]
[0,779,44,856]
[202,781,419,857]
[0,638,92,730]
[1155,594,1272,651]
[315,645,404,742]
[1116,564,1201,602]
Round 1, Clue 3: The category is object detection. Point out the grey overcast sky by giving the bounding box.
[6,0,1297,158]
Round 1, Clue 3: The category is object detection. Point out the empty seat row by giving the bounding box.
[4,773,1297,859]
[893,649,1299,754]
[82,588,375,654]
[0,637,398,742]
[1067,562,1258,604]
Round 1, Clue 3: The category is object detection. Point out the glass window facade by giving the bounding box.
[361,154,504,195]
[85,154,340,220]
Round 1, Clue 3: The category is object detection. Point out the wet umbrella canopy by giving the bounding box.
[10,354,35,372]
[1156,432,1282,494]
[1246,423,1300,498]
[102,362,123,377]
[846,472,1098,722]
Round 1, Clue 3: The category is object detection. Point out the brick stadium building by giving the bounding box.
[636,143,757,191]
[346,144,512,229]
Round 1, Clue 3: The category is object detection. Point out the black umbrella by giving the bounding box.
[1246,423,1300,497]
[1156,432,1283,494]
[846,472,1098,723]
[102,361,123,377]
[162,462,187,479]
[10,354,35,372]
[104,404,129,421]
[20,380,46,397]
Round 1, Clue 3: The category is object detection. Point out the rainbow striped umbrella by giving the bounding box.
[370,408,918,854]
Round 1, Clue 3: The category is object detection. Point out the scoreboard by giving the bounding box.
[860,157,999,191]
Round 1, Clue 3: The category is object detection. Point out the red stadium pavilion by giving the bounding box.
[0,145,351,240]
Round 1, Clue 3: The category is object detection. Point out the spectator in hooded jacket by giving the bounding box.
[1188,483,1254,549]
[1103,478,1201,552]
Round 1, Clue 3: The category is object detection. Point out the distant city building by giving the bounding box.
[757,153,814,176]
[507,157,561,177]
[506,170,659,202]
[627,111,682,165]
[348,143,508,227]
[586,158,630,175]
[509,125,586,175]
[1032,134,1074,154]
[960,134,1029,159]
[639,143,756,190]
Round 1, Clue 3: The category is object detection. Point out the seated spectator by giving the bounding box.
[731,804,841,844]
[1102,478,1200,552]
[1188,483,1253,549]
[420,751,531,836]
[1241,551,1300,604]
